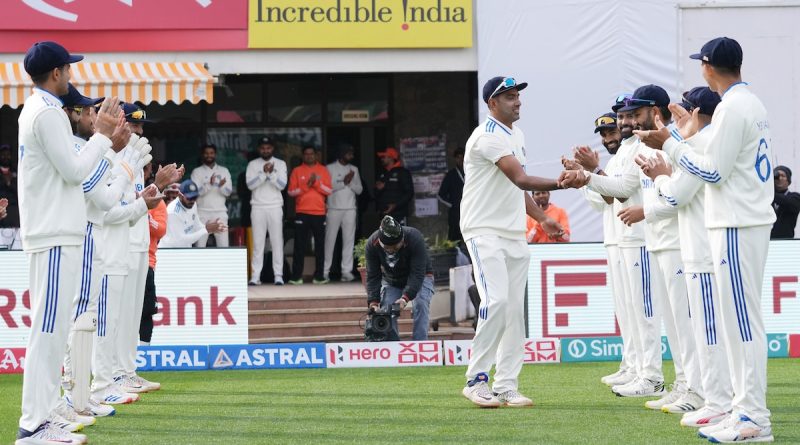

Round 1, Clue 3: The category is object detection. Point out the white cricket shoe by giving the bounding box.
[601,369,626,386]
[699,414,737,439]
[462,373,501,408]
[661,389,703,414]
[91,384,139,405]
[705,415,773,443]
[15,421,86,445]
[645,383,684,410]
[605,370,636,387]
[54,402,96,428]
[114,374,147,393]
[612,377,665,398]
[681,407,729,428]
[131,374,161,392]
[48,412,82,433]
[495,389,534,407]
[65,394,116,417]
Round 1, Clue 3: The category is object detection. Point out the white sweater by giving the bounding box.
[159,200,207,248]
[663,83,775,229]
[246,157,287,208]
[326,161,363,210]
[76,136,131,227]
[191,163,232,213]
[17,88,110,252]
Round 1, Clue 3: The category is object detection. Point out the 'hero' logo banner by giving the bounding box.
[326,341,441,368]
[443,339,560,366]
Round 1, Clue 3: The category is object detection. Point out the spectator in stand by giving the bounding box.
[287,146,332,284]
[140,161,166,345]
[324,143,363,282]
[191,143,232,247]
[771,165,800,239]
[525,191,571,243]
[159,180,226,248]
[375,147,413,224]
[437,147,465,242]
[0,144,19,228]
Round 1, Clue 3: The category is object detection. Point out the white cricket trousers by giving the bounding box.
[19,245,81,431]
[64,223,104,388]
[709,226,771,427]
[620,246,663,382]
[323,208,357,277]
[652,249,700,393]
[685,272,733,413]
[196,210,229,247]
[250,206,284,280]
[607,245,637,374]
[464,235,529,393]
[115,251,148,377]
[92,274,124,392]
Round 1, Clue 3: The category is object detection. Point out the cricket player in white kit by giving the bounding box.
[191,143,232,247]
[16,41,128,445]
[460,76,568,408]
[640,86,734,428]
[638,37,774,443]
[323,144,363,282]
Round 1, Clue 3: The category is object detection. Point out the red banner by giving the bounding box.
[0,0,247,52]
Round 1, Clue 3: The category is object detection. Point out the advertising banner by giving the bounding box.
[326,341,441,368]
[0,348,25,374]
[527,241,800,339]
[249,0,472,48]
[0,249,249,348]
[443,338,560,366]
[560,336,673,363]
[136,345,209,371]
[209,343,327,370]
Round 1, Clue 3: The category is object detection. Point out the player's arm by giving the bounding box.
[221,168,233,197]
[497,156,561,191]
[663,107,740,184]
[245,162,266,191]
[36,108,108,184]
[104,194,147,225]
[191,168,210,197]
[287,169,305,197]
[314,168,333,196]
[349,167,363,195]
[329,166,346,192]
[557,207,571,242]
[654,167,704,208]
[584,161,639,198]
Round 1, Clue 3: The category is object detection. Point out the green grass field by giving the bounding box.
[1,359,797,444]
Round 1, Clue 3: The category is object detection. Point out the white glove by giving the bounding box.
[112,137,152,181]
[130,136,153,171]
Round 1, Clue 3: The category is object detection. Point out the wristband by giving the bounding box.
[401,295,410,303]
[592,167,602,174]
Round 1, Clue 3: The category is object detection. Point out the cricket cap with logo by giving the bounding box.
[60,84,103,108]
[482,76,528,103]
[179,179,199,200]
[23,41,83,76]
[690,37,743,68]
[681,87,721,116]
[594,112,618,133]
[258,136,274,146]
[122,102,151,123]
[616,84,670,113]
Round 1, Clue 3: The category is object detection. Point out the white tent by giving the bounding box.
[476,0,800,241]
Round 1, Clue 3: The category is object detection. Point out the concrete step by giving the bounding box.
[249,307,412,324]
[248,295,366,311]
[249,319,415,338]
[249,327,476,344]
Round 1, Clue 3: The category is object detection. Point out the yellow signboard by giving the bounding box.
[248,0,472,48]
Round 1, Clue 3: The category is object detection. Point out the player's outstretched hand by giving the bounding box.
[635,154,672,180]
[557,170,589,189]
[669,103,701,140]
[617,205,645,226]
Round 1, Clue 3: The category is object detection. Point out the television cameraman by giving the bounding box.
[366,216,434,340]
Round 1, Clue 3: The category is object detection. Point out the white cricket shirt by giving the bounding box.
[159,199,208,248]
[246,157,287,208]
[326,161,363,210]
[191,163,233,213]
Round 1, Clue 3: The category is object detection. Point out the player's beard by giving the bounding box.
[619,125,634,139]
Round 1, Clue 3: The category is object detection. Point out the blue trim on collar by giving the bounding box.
[486,117,512,135]
[33,87,64,106]
[722,81,748,98]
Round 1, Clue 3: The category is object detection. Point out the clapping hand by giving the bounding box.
[573,145,600,171]
[635,154,672,180]
[617,205,645,226]
[561,155,582,171]
[557,170,589,189]
[541,217,564,239]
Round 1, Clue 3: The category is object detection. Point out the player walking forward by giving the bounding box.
[637,37,775,443]
[460,76,568,408]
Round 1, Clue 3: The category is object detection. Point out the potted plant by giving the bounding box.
[427,235,460,286]
[354,238,368,287]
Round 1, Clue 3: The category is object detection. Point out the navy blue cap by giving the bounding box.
[482,76,528,103]
[594,112,618,133]
[23,41,83,77]
[611,93,631,113]
[258,136,274,146]
[60,84,103,108]
[122,103,151,123]
[179,179,199,199]
[690,37,742,68]
[616,84,670,113]
[681,87,721,116]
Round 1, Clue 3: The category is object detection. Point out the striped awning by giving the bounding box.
[0,62,215,108]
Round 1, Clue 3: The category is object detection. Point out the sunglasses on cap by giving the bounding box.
[490,77,518,99]
[66,106,84,114]
[127,109,146,120]
[614,94,632,104]
[594,116,616,127]
[622,98,657,107]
